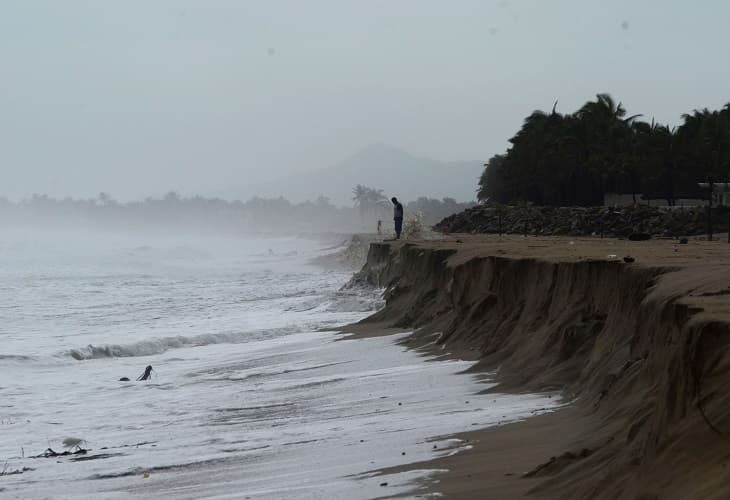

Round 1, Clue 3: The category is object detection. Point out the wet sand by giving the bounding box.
[375,407,590,499]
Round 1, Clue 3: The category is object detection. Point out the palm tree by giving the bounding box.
[352,185,388,219]
[365,187,388,220]
[476,95,730,207]
[352,185,369,217]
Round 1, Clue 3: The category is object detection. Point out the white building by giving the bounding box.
[603,192,707,208]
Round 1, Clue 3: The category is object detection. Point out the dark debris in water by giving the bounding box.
[71,452,125,462]
[0,466,34,476]
[101,440,157,450]
[89,456,234,480]
[31,448,88,459]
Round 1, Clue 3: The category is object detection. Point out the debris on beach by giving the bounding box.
[118,366,154,382]
[70,453,123,462]
[0,465,34,476]
[31,448,87,459]
[136,365,154,381]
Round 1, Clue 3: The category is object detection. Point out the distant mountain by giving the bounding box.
[224,144,482,206]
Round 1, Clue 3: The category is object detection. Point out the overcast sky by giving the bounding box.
[1,0,728,201]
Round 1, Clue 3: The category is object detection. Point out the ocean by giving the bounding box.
[0,230,556,499]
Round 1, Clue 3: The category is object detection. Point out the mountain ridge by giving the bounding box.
[221,144,482,206]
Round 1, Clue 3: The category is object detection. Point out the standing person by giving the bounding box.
[391,197,404,239]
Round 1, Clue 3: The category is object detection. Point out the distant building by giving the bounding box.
[603,192,707,208]
[697,183,730,206]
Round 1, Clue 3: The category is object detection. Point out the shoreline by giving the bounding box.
[341,319,580,500]
[378,407,591,499]
[342,234,730,499]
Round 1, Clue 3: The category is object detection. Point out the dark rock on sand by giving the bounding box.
[435,204,730,239]
[628,232,651,241]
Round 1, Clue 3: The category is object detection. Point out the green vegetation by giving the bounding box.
[0,192,353,233]
[479,94,730,206]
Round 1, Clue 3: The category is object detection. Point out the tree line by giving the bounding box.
[0,192,351,234]
[478,94,730,206]
[0,190,473,233]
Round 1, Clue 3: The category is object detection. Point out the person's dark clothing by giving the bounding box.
[393,201,404,239]
[394,217,403,238]
[393,202,403,220]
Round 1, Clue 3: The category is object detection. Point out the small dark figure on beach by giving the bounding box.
[377,220,382,235]
[391,197,404,239]
[137,365,154,381]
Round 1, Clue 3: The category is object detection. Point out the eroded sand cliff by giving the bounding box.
[350,235,730,499]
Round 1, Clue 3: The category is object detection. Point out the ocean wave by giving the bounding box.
[66,328,293,360]
[64,285,382,361]
[322,289,385,313]
[0,354,35,361]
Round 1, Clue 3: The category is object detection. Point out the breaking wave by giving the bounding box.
[66,328,294,360]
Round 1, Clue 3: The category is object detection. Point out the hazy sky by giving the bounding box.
[1,1,729,201]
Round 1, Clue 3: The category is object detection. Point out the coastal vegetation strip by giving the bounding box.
[478,94,730,207]
[0,191,473,233]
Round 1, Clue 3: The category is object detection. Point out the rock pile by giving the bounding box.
[435,204,730,238]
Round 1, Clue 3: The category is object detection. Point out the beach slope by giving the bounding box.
[348,235,730,499]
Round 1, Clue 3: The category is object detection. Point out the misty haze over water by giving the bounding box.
[2,2,729,498]
[2,1,729,204]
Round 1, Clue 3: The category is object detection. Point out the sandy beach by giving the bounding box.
[344,234,730,499]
